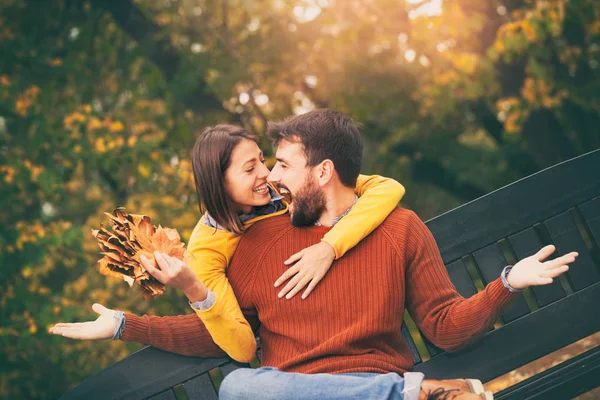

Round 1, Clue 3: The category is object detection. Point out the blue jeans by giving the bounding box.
[219,367,425,400]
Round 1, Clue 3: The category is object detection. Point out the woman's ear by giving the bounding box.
[317,159,334,186]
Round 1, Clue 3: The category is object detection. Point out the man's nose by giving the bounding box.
[268,165,280,182]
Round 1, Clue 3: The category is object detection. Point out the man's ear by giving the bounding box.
[316,159,335,187]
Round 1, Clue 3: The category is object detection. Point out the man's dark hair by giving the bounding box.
[266,109,363,188]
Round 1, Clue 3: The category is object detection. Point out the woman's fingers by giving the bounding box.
[274,265,299,287]
[284,251,304,266]
[141,255,166,282]
[285,276,312,299]
[278,273,302,298]
[301,278,320,300]
[153,251,172,270]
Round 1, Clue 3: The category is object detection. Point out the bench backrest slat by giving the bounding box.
[446,259,478,298]
[546,211,600,290]
[581,197,600,246]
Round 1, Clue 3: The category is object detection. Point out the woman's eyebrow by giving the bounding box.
[241,156,261,168]
[241,157,257,166]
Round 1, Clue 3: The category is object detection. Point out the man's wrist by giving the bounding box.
[501,266,524,293]
[111,311,126,340]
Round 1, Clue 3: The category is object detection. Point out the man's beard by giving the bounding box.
[289,175,326,227]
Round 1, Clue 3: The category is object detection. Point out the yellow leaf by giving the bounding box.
[109,121,124,133]
[95,138,107,153]
[87,117,103,131]
[64,112,86,128]
[452,53,479,75]
[48,58,63,66]
[138,164,151,178]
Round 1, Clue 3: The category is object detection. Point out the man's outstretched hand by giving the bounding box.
[507,245,578,290]
[49,303,117,340]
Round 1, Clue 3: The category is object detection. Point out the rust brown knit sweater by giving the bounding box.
[122,208,516,374]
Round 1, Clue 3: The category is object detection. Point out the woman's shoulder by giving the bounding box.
[188,215,238,247]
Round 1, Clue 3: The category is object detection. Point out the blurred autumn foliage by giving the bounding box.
[1,0,599,398]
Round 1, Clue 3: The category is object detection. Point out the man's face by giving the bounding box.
[268,140,326,226]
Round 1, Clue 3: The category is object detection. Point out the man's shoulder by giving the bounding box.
[239,214,293,243]
[375,207,427,240]
[382,207,421,227]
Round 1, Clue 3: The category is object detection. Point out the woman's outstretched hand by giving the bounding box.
[274,241,336,300]
[507,245,578,290]
[49,303,117,340]
[141,251,208,302]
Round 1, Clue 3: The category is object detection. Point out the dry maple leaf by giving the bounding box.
[92,208,187,299]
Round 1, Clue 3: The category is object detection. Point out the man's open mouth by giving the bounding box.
[275,183,291,195]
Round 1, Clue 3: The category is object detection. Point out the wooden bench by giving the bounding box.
[61,149,600,400]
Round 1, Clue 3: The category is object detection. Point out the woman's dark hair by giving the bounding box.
[191,124,259,235]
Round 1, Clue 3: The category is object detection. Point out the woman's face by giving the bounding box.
[224,139,271,214]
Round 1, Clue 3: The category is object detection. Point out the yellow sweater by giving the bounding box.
[186,174,405,362]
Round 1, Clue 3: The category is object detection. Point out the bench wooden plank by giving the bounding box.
[183,374,219,400]
[59,348,231,400]
[427,149,600,265]
[472,244,529,323]
[545,212,600,291]
[412,281,600,382]
[220,362,246,378]
[401,322,422,364]
[580,196,600,248]
[508,228,565,306]
[446,259,478,298]
[495,345,600,400]
[148,389,177,400]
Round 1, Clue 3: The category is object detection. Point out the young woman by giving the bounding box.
[50,124,406,363]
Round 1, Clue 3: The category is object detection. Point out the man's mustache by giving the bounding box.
[273,183,291,195]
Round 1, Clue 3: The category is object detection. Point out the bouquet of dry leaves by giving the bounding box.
[92,208,186,299]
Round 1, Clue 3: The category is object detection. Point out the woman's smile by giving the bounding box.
[252,183,269,195]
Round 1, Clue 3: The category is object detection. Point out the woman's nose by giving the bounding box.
[258,163,270,179]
